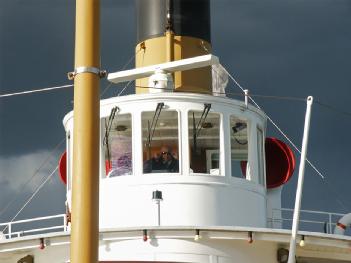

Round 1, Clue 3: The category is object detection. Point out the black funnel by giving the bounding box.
[136,0,211,44]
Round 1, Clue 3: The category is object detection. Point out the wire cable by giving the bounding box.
[221,65,350,211]
[0,84,73,99]
[0,53,138,223]
[101,49,141,97]
[0,51,138,100]
[128,84,307,102]
[0,138,65,219]
[2,166,58,233]
[117,80,134,97]
[315,100,351,118]
[118,81,351,209]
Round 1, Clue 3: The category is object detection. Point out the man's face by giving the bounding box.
[160,146,171,162]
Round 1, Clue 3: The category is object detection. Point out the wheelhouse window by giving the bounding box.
[103,111,132,177]
[257,127,265,185]
[188,106,221,175]
[142,104,179,174]
[230,116,248,178]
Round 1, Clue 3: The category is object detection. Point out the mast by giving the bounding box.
[70,0,100,262]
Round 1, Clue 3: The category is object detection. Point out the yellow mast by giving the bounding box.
[71,0,100,262]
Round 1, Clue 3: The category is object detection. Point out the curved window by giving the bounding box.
[230,116,248,178]
[257,127,265,185]
[142,106,179,174]
[188,109,220,175]
[103,112,132,177]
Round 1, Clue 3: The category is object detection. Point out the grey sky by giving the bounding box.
[0,0,351,225]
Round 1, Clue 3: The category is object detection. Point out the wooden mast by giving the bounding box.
[71,0,100,262]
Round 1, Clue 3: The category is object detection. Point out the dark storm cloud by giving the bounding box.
[0,0,350,224]
[211,0,351,212]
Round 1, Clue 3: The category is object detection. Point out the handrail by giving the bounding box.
[270,208,346,234]
[0,214,65,227]
[277,208,345,216]
[0,214,67,239]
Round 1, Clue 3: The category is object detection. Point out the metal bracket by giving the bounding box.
[67,66,107,80]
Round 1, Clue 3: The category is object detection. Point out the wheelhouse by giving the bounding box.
[63,92,268,228]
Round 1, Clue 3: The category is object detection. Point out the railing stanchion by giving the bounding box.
[63,214,67,232]
[8,223,11,239]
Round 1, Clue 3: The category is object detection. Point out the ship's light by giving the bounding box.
[299,235,305,247]
[194,229,201,241]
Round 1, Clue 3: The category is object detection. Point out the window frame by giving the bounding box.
[187,108,223,176]
[256,126,266,186]
[229,115,250,180]
[141,107,181,175]
[101,111,134,178]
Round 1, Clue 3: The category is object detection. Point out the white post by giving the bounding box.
[8,223,11,239]
[288,96,313,263]
[157,200,161,226]
[244,89,249,108]
[63,214,67,232]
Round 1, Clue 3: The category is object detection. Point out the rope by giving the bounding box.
[0,84,73,99]
[2,166,58,233]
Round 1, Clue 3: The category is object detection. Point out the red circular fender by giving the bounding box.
[58,151,67,185]
[241,137,295,188]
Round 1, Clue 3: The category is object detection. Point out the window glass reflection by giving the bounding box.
[257,128,265,185]
[230,116,248,178]
[188,110,220,175]
[104,113,132,177]
[142,109,179,173]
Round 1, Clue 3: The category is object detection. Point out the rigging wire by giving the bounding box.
[124,83,351,209]
[2,166,58,233]
[0,138,65,219]
[133,84,350,209]
[101,50,140,98]
[0,84,73,99]
[315,100,351,118]
[0,51,138,100]
[117,80,134,97]
[221,65,350,211]
[132,85,308,102]
[0,53,137,222]
[1,54,350,211]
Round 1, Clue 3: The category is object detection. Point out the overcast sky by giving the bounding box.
[1,0,351,227]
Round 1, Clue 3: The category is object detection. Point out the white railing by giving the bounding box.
[0,214,67,239]
[268,208,345,234]
[0,209,346,240]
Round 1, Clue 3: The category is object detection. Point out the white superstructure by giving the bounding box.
[64,92,267,229]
